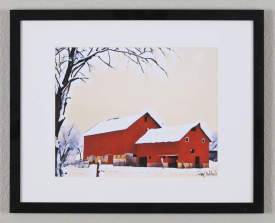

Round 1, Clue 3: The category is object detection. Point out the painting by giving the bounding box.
[55,47,218,178]
[11,9,264,213]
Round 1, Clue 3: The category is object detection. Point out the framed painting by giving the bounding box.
[10,10,264,213]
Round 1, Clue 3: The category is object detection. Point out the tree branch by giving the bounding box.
[98,56,114,68]
[73,48,109,67]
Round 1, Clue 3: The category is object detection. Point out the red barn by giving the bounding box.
[83,111,164,165]
[135,122,212,168]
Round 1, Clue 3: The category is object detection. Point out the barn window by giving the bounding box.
[202,138,206,143]
[185,137,189,142]
[190,149,195,154]
[191,127,196,131]
[144,115,148,122]
[149,156,151,160]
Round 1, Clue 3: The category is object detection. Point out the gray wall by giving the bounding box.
[0,0,274,222]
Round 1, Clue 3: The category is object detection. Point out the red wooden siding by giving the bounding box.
[83,113,161,159]
[136,124,210,167]
[177,125,210,164]
[136,142,180,166]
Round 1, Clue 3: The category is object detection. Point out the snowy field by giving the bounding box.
[63,161,218,178]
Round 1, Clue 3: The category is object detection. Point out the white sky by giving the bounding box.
[64,47,218,134]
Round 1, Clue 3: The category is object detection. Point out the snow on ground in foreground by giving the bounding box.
[63,161,217,178]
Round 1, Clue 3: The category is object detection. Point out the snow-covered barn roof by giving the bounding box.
[84,111,165,136]
[136,122,212,144]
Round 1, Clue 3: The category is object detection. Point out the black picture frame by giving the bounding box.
[10,10,264,213]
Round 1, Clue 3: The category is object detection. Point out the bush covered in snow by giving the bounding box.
[56,123,83,176]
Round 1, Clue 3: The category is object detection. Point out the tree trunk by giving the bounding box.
[55,89,64,137]
[55,48,75,138]
[54,48,77,177]
[55,89,65,176]
[55,146,58,176]
[58,162,64,177]
[78,148,82,160]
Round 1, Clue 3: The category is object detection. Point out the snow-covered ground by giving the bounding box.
[63,161,217,178]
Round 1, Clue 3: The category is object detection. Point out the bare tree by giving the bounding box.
[55,47,172,176]
[56,124,82,176]
[209,133,217,151]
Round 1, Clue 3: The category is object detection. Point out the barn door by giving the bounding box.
[168,156,178,168]
[139,157,147,167]
[195,156,200,168]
